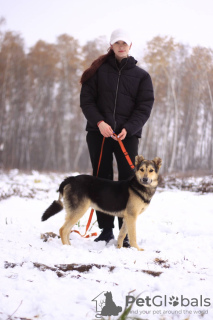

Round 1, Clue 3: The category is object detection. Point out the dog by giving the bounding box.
[41,155,162,251]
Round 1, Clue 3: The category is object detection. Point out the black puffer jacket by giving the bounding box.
[80,53,154,138]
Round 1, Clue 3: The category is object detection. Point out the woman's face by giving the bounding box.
[111,41,132,61]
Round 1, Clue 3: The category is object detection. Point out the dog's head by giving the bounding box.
[135,155,162,187]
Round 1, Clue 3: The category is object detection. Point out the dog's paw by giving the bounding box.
[132,245,144,251]
[129,243,144,251]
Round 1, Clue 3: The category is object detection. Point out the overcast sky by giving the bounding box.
[0,0,212,57]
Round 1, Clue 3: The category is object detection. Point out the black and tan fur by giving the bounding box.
[41,155,162,251]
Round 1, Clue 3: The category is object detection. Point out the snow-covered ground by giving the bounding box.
[0,170,213,320]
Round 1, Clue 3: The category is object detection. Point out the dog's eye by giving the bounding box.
[140,168,144,172]
[149,169,154,172]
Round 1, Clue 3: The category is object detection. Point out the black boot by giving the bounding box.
[94,228,114,243]
[123,234,131,248]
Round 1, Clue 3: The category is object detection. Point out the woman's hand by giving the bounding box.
[117,128,127,140]
[111,128,127,140]
[98,121,113,137]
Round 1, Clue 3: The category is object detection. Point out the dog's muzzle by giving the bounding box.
[141,177,152,185]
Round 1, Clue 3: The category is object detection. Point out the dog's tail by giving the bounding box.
[41,193,63,221]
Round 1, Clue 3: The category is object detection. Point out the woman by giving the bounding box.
[80,29,154,246]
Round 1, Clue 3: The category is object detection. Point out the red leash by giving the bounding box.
[71,137,105,238]
[71,133,135,238]
[112,133,135,170]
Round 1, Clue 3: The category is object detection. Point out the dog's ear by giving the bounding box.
[135,155,145,166]
[152,157,162,170]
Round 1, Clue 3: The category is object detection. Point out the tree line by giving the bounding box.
[0,19,213,174]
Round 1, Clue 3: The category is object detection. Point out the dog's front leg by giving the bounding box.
[117,220,128,249]
[125,215,144,251]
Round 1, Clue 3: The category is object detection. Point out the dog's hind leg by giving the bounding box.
[59,216,74,245]
[59,210,84,245]
[117,219,128,249]
[59,200,91,245]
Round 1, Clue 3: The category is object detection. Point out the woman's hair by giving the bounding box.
[80,48,114,84]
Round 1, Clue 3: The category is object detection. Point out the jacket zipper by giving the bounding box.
[113,59,128,131]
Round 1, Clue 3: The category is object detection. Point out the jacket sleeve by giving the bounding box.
[123,73,154,136]
[80,73,104,126]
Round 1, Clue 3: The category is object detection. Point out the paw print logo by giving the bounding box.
[169,296,179,307]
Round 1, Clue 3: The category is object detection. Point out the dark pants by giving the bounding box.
[86,131,139,229]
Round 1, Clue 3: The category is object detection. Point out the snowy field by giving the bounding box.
[0,170,213,320]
